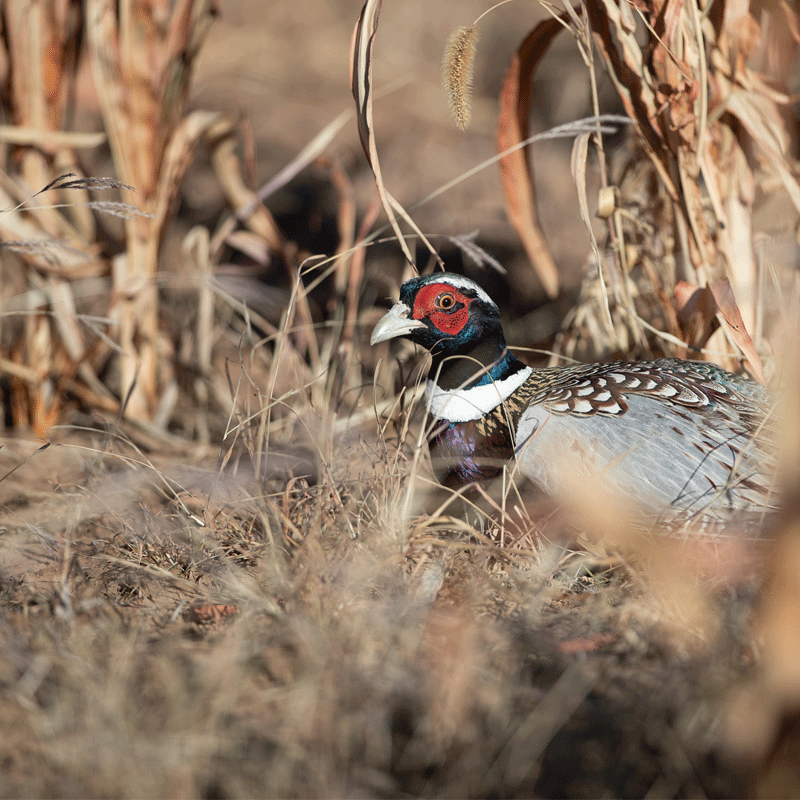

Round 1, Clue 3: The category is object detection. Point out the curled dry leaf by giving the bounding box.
[496,17,563,299]
[673,278,766,383]
[674,280,718,356]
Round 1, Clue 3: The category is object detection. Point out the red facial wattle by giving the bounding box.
[412,283,472,336]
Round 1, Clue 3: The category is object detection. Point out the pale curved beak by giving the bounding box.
[370,302,426,345]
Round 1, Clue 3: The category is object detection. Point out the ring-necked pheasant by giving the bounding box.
[371,273,776,528]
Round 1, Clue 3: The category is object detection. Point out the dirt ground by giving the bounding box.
[0,0,798,797]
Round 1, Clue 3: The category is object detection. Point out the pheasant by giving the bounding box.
[371,272,776,528]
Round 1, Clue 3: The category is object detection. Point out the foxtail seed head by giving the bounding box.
[442,25,479,131]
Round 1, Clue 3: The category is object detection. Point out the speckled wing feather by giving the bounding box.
[518,359,771,435]
[509,359,776,519]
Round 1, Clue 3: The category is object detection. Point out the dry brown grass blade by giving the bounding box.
[350,0,410,265]
[726,88,800,217]
[708,279,766,384]
[571,131,613,336]
[47,277,85,365]
[0,184,93,274]
[496,16,563,299]
[329,160,362,378]
[331,159,357,302]
[153,110,226,252]
[350,0,441,269]
[341,199,382,400]
[319,157,362,405]
[0,126,105,149]
[208,117,285,259]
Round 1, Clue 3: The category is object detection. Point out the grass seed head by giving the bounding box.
[442,26,479,131]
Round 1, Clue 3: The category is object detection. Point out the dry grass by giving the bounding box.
[0,0,798,797]
[0,432,766,798]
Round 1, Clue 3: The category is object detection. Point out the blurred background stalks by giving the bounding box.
[0,0,794,441]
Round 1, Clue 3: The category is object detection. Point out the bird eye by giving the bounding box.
[436,292,456,310]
